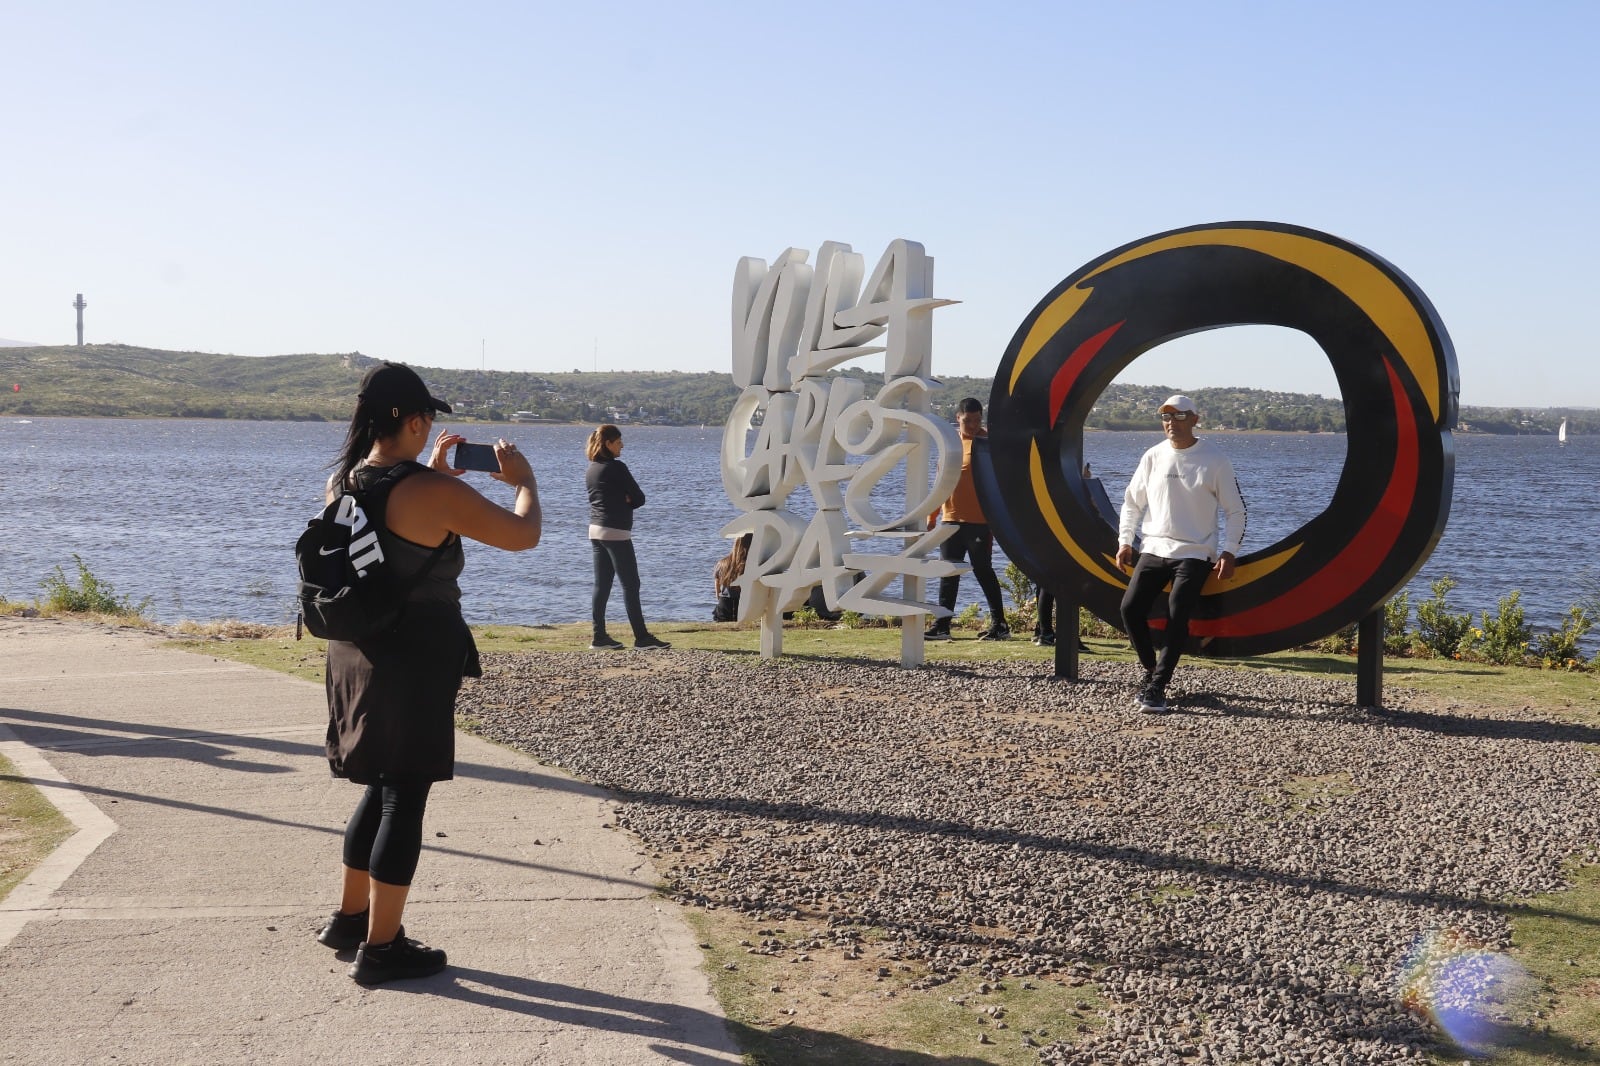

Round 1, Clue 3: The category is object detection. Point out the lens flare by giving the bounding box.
[1395,928,1530,1055]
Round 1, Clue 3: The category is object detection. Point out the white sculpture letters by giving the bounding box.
[722,239,965,664]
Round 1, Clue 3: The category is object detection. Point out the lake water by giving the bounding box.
[1,418,1594,651]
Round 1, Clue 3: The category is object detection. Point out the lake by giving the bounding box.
[1,418,1593,652]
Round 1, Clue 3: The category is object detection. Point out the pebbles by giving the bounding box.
[459,652,1600,1064]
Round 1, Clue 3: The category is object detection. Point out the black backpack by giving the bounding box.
[295,462,445,642]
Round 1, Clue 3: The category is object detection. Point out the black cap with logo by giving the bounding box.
[358,361,452,418]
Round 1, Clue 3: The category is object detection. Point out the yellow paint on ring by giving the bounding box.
[1030,442,1125,589]
[1200,544,1301,594]
[1008,285,1093,394]
[1083,228,1442,421]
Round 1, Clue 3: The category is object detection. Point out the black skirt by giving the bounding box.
[324,603,481,784]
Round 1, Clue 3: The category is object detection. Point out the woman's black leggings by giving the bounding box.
[342,779,433,887]
[592,538,647,639]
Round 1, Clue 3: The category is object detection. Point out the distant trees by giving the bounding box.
[0,344,1591,432]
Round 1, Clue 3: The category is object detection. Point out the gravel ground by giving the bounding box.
[458,651,1600,1065]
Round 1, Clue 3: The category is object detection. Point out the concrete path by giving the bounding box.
[0,617,742,1066]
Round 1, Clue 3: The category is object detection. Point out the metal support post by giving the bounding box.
[1357,607,1384,710]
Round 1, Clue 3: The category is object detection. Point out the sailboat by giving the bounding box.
[1559,417,1568,445]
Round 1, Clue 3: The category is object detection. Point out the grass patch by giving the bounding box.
[0,752,74,903]
[681,907,1100,1065]
[1462,862,1600,1064]
[1254,772,1362,821]
[171,620,291,640]
[169,632,330,683]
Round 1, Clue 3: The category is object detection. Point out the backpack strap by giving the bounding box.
[359,461,453,625]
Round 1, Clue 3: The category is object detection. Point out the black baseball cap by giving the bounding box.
[358,361,452,417]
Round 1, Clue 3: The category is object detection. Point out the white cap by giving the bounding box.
[1160,394,1197,414]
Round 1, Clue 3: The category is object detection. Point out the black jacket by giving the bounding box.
[586,456,645,531]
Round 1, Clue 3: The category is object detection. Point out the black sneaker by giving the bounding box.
[1032,632,1056,646]
[590,634,624,650]
[349,935,447,985]
[976,624,1011,641]
[634,634,671,649]
[316,909,370,950]
[1135,685,1169,714]
[923,626,951,641]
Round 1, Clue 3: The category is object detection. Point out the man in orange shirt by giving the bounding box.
[925,397,1010,640]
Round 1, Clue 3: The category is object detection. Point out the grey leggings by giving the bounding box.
[592,538,647,639]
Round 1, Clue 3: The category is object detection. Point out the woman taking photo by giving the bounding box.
[316,361,541,984]
[585,423,669,649]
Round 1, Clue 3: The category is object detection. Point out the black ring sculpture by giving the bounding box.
[974,221,1458,656]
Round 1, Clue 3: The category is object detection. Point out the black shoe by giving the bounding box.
[1032,632,1056,646]
[349,934,447,985]
[316,909,370,950]
[1135,686,1169,714]
[1077,641,1092,653]
[634,634,671,649]
[590,635,624,650]
[976,624,1011,641]
[923,626,951,641]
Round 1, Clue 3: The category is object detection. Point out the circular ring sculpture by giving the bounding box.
[974,221,1458,656]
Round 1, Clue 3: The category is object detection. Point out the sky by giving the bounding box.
[2,1,1595,408]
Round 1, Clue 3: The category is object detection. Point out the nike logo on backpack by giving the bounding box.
[319,545,346,556]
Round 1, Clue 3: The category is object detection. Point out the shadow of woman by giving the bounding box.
[393,966,995,1064]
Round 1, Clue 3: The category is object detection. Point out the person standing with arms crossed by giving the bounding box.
[1116,395,1246,713]
[586,424,671,649]
[925,397,1011,641]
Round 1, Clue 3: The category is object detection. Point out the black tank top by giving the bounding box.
[349,462,466,608]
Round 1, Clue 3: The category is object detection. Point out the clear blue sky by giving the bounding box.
[3,1,1594,408]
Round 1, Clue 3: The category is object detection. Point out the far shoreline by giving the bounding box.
[0,414,1568,438]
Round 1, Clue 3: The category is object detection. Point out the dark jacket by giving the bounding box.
[586,456,645,531]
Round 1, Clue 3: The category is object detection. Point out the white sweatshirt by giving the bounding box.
[1117,438,1247,562]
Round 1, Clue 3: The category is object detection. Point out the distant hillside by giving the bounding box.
[0,338,36,347]
[0,343,1587,434]
[0,344,997,424]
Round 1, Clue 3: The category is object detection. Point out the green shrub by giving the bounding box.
[788,605,821,627]
[1316,624,1358,655]
[1383,593,1412,655]
[1001,562,1038,633]
[1534,605,1593,669]
[1306,597,1409,657]
[1079,607,1119,639]
[953,604,982,630]
[39,556,150,619]
[1475,591,1531,665]
[1414,576,1473,659]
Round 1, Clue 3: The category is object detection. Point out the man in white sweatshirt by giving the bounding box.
[1116,395,1247,713]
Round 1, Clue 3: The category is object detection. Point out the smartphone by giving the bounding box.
[452,441,501,472]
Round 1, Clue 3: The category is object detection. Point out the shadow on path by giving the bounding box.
[0,706,601,794]
[0,774,657,892]
[404,967,994,1065]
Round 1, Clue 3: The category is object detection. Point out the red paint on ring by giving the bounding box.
[1191,356,1420,637]
[1047,320,1124,428]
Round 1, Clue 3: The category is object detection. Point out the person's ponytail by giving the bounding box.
[331,393,402,489]
[585,423,621,462]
